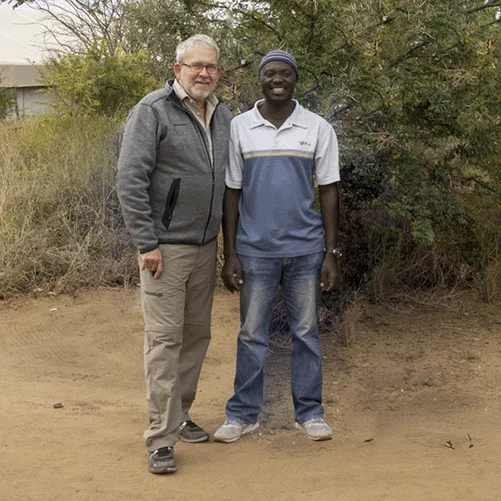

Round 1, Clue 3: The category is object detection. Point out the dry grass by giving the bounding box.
[0,115,136,299]
[473,202,501,303]
[479,259,501,303]
[338,291,361,347]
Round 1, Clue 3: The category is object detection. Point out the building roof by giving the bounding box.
[0,63,44,88]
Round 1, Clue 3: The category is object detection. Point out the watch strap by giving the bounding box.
[324,247,343,258]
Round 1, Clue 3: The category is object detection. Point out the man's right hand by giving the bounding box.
[222,255,243,293]
[141,248,163,279]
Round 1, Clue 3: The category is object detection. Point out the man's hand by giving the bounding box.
[222,254,244,293]
[141,248,163,279]
[320,254,340,292]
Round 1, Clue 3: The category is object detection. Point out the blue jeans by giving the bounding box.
[225,252,325,424]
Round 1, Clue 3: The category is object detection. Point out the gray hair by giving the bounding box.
[176,34,220,63]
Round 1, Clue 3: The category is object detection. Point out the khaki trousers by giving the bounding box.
[140,239,216,452]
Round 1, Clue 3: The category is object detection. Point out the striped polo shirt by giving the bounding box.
[226,99,340,258]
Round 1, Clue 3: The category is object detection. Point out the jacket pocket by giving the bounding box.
[162,178,181,230]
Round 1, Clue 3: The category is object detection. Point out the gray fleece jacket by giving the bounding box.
[116,80,232,253]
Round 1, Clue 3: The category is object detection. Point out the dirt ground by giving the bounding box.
[1,286,501,501]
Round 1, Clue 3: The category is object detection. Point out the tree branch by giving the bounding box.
[385,39,431,70]
[467,1,501,14]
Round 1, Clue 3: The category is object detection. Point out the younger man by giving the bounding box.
[214,50,341,443]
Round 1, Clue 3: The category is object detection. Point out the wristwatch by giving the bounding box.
[324,247,343,258]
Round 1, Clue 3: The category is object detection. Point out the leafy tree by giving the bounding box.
[39,46,161,116]
[121,0,215,79]
[203,0,501,289]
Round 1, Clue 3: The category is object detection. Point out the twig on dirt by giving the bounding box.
[467,434,474,448]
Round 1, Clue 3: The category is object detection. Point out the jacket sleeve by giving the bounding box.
[116,103,165,253]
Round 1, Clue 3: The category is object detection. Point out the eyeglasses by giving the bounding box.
[182,63,220,75]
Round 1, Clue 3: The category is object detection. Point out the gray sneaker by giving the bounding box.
[214,419,260,443]
[295,418,332,441]
[178,420,209,443]
[148,446,177,474]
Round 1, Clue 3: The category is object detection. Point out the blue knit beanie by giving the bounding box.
[259,50,298,79]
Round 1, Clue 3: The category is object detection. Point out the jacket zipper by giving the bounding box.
[171,99,219,245]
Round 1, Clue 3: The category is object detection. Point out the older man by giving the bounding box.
[116,34,232,474]
[214,50,341,444]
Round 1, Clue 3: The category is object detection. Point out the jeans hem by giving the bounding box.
[294,413,325,424]
[225,415,258,425]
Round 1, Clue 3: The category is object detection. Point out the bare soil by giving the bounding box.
[1,287,501,501]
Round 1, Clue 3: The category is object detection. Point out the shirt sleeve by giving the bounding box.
[314,119,340,185]
[116,103,163,253]
[225,119,244,189]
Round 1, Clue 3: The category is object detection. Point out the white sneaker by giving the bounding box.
[214,419,260,443]
[295,418,332,441]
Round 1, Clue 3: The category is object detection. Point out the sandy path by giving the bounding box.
[1,288,500,500]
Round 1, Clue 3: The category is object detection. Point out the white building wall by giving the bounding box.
[15,86,52,116]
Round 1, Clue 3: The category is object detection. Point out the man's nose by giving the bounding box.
[199,66,210,76]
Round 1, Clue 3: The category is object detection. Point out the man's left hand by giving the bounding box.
[320,254,340,291]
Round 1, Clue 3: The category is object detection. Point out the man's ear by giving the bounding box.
[174,62,182,79]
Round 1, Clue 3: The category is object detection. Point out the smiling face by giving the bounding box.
[174,44,221,105]
[259,61,297,105]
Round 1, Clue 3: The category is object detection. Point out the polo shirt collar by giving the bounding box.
[249,99,306,129]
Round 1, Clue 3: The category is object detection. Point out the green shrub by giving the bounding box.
[0,85,16,119]
[40,46,162,117]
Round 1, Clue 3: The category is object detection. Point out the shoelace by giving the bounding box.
[154,446,173,457]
